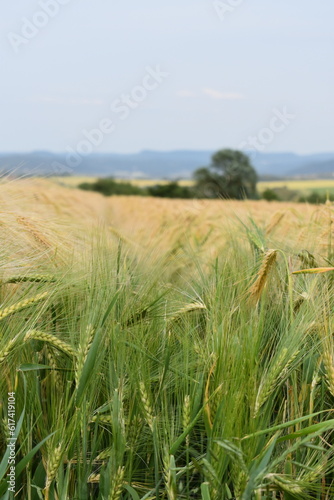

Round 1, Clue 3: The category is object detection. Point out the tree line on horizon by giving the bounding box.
[79,148,333,204]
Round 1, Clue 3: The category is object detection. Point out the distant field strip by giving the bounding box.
[49,176,334,193]
[258,179,334,192]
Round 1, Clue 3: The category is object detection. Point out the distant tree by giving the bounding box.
[194,149,258,199]
[262,188,280,201]
[298,191,331,205]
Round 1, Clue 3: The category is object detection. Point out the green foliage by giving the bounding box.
[194,148,258,199]
[299,191,334,204]
[79,178,145,196]
[262,188,281,201]
[147,181,193,198]
[79,178,194,199]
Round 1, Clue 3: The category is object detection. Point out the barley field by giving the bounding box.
[1,179,334,499]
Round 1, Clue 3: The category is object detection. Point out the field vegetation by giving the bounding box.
[1,179,334,499]
[50,176,334,204]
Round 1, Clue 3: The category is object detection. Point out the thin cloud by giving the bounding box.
[31,96,105,106]
[202,88,245,100]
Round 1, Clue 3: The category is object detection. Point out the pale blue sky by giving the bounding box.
[1,0,333,154]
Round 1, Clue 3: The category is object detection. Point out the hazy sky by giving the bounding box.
[1,0,333,154]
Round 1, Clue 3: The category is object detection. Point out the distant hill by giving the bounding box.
[288,158,334,178]
[1,150,334,179]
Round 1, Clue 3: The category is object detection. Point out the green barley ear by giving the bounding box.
[322,347,334,397]
[317,327,334,396]
[183,395,191,447]
[254,348,299,417]
[75,324,94,386]
[107,466,124,500]
[95,446,112,461]
[163,453,177,500]
[45,346,62,386]
[127,415,143,450]
[266,211,285,235]
[169,301,206,323]
[0,292,48,320]
[297,249,317,268]
[25,330,75,357]
[44,443,63,497]
[87,473,100,483]
[139,381,154,431]
[4,274,56,284]
[0,334,20,364]
[1,417,10,442]
[249,249,277,303]
[90,414,112,425]
[269,474,303,495]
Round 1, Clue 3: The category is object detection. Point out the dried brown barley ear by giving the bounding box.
[297,249,317,268]
[16,215,52,249]
[266,211,285,235]
[248,249,277,303]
